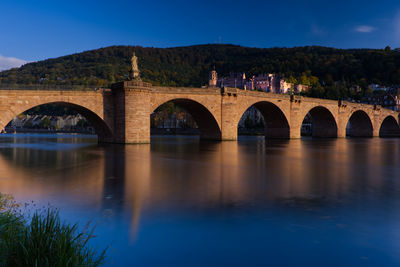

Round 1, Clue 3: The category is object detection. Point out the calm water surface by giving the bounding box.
[1,134,400,266]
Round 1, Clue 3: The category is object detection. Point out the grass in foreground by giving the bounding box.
[0,193,106,267]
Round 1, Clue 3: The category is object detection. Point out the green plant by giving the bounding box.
[0,193,106,267]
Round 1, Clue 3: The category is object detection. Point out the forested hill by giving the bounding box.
[1,44,400,99]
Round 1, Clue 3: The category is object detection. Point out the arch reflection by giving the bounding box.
[0,135,400,241]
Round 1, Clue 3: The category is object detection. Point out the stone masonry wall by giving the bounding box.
[0,86,398,143]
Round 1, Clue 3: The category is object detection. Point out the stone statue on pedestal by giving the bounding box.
[129,52,141,80]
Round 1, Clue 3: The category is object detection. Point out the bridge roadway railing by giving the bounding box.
[0,83,106,91]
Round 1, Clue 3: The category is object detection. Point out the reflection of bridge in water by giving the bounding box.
[0,137,399,238]
[0,81,399,143]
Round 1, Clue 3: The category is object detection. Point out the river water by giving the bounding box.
[0,134,400,266]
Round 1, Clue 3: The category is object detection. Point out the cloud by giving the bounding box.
[354,25,376,33]
[0,54,26,71]
[395,11,400,42]
[310,23,325,36]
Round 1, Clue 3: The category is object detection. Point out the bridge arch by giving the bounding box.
[302,106,338,137]
[151,98,222,140]
[346,110,373,137]
[379,115,400,137]
[2,101,113,142]
[237,101,290,138]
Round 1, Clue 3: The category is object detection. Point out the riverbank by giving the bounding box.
[0,193,105,266]
[4,127,95,134]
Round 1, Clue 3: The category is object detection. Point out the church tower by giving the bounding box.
[208,67,218,87]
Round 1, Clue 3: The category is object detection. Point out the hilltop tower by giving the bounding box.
[209,67,218,87]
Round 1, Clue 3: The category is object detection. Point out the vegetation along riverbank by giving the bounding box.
[0,193,106,266]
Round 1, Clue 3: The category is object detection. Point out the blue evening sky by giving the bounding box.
[1,0,400,65]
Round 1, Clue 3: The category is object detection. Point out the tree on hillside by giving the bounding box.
[1,45,400,100]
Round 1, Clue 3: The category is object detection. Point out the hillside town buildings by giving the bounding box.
[362,87,400,111]
[208,69,309,94]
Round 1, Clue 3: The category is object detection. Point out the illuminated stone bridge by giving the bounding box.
[0,81,399,143]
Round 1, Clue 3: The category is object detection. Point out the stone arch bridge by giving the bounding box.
[0,81,399,143]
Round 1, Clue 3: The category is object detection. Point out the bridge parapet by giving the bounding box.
[344,101,380,109]
[341,101,399,118]
[111,81,152,92]
[235,89,291,99]
[151,86,221,95]
[0,83,104,91]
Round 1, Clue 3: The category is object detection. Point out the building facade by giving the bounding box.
[209,69,308,94]
[363,89,400,111]
[216,72,247,89]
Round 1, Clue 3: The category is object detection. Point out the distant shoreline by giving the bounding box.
[3,128,95,135]
[2,128,311,136]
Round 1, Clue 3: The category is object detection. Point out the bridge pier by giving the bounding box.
[372,125,380,138]
[336,109,348,138]
[337,125,347,138]
[221,91,239,141]
[112,82,151,144]
[289,126,301,139]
